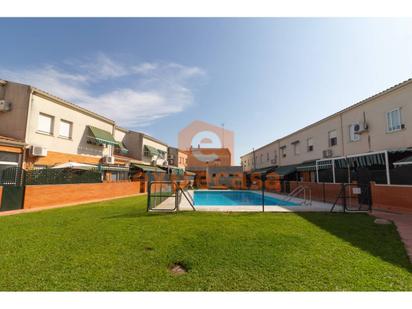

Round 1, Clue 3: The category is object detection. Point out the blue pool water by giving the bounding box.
[194,190,297,206]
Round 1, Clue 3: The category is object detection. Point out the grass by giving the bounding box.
[0,195,410,291]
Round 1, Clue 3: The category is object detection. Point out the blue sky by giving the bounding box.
[1,18,412,163]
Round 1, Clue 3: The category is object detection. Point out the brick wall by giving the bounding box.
[24,181,143,209]
[289,181,347,205]
[0,186,2,208]
[371,183,412,214]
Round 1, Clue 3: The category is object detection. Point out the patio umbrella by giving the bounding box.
[52,162,97,170]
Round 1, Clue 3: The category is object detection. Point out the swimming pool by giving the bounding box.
[194,190,298,206]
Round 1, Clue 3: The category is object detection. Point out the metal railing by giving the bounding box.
[147,180,196,212]
[283,185,312,206]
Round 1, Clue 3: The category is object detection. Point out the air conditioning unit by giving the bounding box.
[353,122,368,134]
[0,100,12,112]
[322,149,333,158]
[103,156,115,164]
[31,145,48,157]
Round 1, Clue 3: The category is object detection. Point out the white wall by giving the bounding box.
[27,93,115,158]
[241,82,412,170]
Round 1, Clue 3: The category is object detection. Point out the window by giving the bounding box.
[260,154,263,163]
[267,152,269,162]
[349,123,360,142]
[386,108,402,132]
[280,146,286,157]
[292,141,300,155]
[273,151,277,164]
[37,113,54,135]
[307,137,314,152]
[59,120,72,139]
[328,130,338,147]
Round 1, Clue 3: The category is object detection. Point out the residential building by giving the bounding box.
[168,146,187,173]
[122,131,168,166]
[241,79,412,185]
[207,166,244,189]
[184,147,231,168]
[0,80,120,171]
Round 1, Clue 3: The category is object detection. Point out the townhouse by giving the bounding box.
[0,79,173,183]
[241,79,412,185]
[0,80,118,168]
[167,146,188,174]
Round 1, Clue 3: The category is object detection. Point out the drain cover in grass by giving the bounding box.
[169,263,188,275]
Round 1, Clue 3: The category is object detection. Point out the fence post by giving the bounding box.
[147,180,151,212]
[175,180,181,211]
[368,181,374,211]
[342,183,347,213]
[261,174,266,212]
[322,182,326,203]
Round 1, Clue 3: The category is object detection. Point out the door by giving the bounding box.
[352,168,372,209]
[0,185,25,212]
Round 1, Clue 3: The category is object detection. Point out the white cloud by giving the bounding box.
[0,54,205,128]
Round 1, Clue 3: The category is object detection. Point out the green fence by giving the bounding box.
[0,167,24,185]
[25,168,102,185]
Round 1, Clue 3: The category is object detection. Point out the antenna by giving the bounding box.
[221,123,225,149]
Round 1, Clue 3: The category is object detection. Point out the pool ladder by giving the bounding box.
[284,185,312,206]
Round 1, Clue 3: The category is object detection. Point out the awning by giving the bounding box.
[347,152,386,168]
[144,145,159,156]
[168,166,184,175]
[273,165,297,177]
[99,165,130,172]
[185,171,196,176]
[296,160,317,172]
[144,145,160,156]
[130,163,166,173]
[87,126,118,146]
[393,155,412,166]
[252,166,277,174]
[116,142,129,154]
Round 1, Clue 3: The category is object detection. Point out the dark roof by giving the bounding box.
[273,164,297,177]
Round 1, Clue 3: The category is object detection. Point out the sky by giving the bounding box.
[1,18,412,164]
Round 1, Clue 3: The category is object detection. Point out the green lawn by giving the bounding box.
[0,195,411,291]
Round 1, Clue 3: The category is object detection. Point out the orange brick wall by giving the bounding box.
[24,182,143,209]
[371,183,412,214]
[0,186,3,208]
[25,150,102,168]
